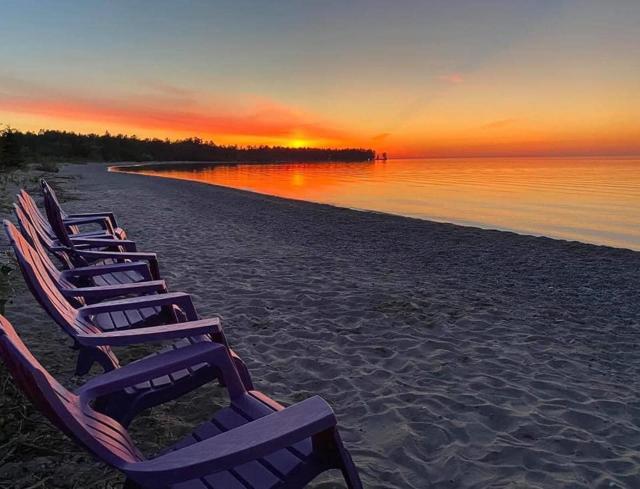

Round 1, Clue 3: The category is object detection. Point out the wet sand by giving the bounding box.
[3,162,640,488]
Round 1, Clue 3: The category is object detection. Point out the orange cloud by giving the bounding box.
[0,87,350,144]
[438,73,464,85]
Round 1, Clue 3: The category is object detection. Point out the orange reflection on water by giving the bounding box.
[121,157,640,250]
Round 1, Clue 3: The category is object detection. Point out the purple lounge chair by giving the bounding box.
[18,189,137,251]
[42,181,130,248]
[41,178,127,239]
[14,204,158,289]
[4,221,252,413]
[8,219,164,306]
[41,185,135,252]
[19,188,125,243]
[17,193,161,278]
[0,315,363,488]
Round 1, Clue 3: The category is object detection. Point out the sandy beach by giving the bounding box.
[2,162,640,489]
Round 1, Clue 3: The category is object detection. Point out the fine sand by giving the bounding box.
[2,162,640,488]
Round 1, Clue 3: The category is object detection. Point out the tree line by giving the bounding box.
[0,127,375,170]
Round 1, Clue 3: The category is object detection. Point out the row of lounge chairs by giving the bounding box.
[0,180,363,488]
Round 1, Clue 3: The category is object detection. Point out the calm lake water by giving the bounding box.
[115,157,640,250]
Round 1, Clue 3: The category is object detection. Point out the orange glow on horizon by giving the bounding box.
[1,87,639,157]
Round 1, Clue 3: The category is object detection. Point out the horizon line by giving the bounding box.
[3,124,639,160]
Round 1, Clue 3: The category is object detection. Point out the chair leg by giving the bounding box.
[123,478,143,489]
[125,475,169,489]
[75,347,115,376]
[339,450,363,489]
[75,348,95,376]
[313,429,363,489]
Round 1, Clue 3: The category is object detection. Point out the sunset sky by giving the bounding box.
[1,1,639,157]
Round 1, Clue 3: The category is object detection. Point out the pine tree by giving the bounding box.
[0,127,23,169]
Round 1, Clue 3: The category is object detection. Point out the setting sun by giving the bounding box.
[288,139,309,149]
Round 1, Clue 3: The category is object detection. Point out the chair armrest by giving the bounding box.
[124,396,336,486]
[64,215,113,233]
[69,230,113,238]
[51,243,95,253]
[73,250,160,279]
[74,317,221,347]
[61,261,152,281]
[66,211,118,228]
[61,279,167,301]
[76,341,228,400]
[77,292,197,320]
[69,237,137,252]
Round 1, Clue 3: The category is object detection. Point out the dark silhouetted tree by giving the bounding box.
[0,127,23,169]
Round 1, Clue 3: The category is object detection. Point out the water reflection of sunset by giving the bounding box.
[291,171,305,187]
[119,157,640,250]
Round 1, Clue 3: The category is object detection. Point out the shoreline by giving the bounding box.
[109,159,376,172]
[110,161,640,254]
[2,162,640,488]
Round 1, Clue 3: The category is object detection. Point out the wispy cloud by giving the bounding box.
[146,81,197,98]
[438,73,464,85]
[372,132,391,142]
[482,118,518,129]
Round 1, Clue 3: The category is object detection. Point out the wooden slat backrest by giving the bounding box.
[0,315,143,467]
[41,185,74,247]
[4,220,119,368]
[41,180,83,236]
[16,194,76,269]
[4,221,89,335]
[41,179,68,219]
[14,206,77,292]
[17,191,55,239]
